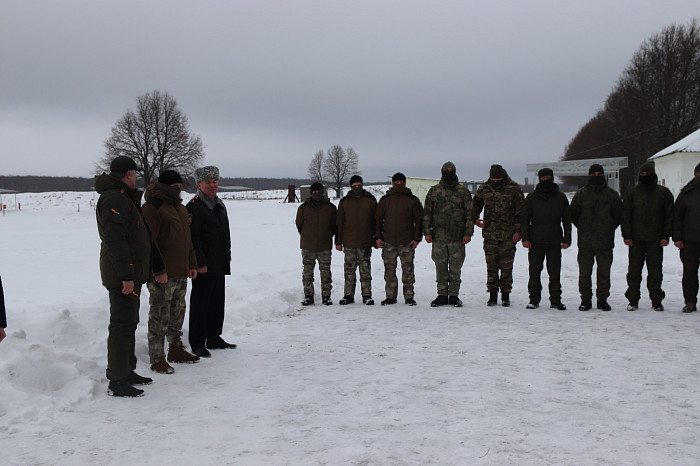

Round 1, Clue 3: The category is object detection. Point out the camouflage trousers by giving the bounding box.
[302,249,332,298]
[343,247,373,298]
[382,243,415,300]
[431,241,465,296]
[147,278,188,365]
[483,239,517,293]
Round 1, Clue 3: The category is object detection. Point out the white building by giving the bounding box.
[648,128,700,197]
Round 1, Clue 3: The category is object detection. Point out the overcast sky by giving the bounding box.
[1,1,698,183]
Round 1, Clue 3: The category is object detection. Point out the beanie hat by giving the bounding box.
[392,172,406,182]
[441,161,456,172]
[538,168,554,179]
[489,164,506,179]
[110,156,142,174]
[639,161,656,175]
[349,175,363,185]
[589,164,604,175]
[194,166,219,183]
[309,182,324,192]
[158,169,183,185]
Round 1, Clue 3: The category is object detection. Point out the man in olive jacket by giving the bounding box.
[296,182,337,305]
[621,161,674,312]
[473,164,524,307]
[142,170,200,374]
[521,168,571,310]
[335,175,377,305]
[569,164,623,311]
[96,156,158,397]
[423,162,473,307]
[374,173,423,306]
[673,163,700,313]
[187,166,235,358]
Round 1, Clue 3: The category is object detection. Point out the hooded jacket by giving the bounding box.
[569,178,623,250]
[336,190,377,248]
[520,182,571,245]
[673,177,700,242]
[621,174,674,242]
[423,173,474,242]
[95,173,153,288]
[472,175,524,241]
[296,196,337,251]
[142,182,198,279]
[375,186,423,245]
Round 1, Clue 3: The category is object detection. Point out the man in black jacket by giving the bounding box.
[520,168,571,310]
[673,163,700,313]
[187,166,236,357]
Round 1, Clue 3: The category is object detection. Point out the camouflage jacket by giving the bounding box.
[422,178,474,242]
[472,177,524,241]
[569,182,623,250]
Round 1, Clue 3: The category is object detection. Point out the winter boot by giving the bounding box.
[487,292,498,307]
[501,293,510,307]
[597,299,611,311]
[430,295,448,307]
[405,298,417,306]
[526,302,539,309]
[652,301,664,312]
[301,296,314,306]
[125,371,152,386]
[682,304,697,313]
[550,301,567,311]
[578,299,592,311]
[322,296,333,305]
[448,296,463,307]
[381,298,397,305]
[339,295,354,305]
[168,341,200,364]
[626,302,638,312]
[151,360,175,374]
[363,296,374,306]
[108,380,144,397]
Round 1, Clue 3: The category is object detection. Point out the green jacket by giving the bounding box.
[472,177,524,241]
[423,178,473,242]
[621,181,674,242]
[570,182,623,250]
[95,174,153,288]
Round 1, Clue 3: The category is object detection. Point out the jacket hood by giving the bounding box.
[145,182,182,203]
[94,173,131,194]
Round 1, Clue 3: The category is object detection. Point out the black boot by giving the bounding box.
[448,296,463,307]
[501,293,510,307]
[431,295,448,307]
[487,292,498,306]
[578,299,592,311]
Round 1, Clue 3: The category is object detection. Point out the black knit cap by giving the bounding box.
[589,163,604,175]
[392,172,406,182]
[310,182,324,192]
[639,161,655,174]
[349,175,363,185]
[538,168,554,178]
[158,169,183,185]
[489,164,506,179]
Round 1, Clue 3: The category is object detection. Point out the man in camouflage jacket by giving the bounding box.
[335,175,377,305]
[569,164,623,311]
[374,173,423,305]
[621,161,674,312]
[473,164,524,306]
[423,162,473,307]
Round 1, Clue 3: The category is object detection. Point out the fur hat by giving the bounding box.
[194,166,219,183]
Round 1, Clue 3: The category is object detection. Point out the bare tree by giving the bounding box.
[323,145,359,198]
[307,149,325,183]
[98,90,205,185]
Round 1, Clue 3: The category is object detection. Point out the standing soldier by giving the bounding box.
[336,175,377,306]
[296,182,337,306]
[569,163,623,311]
[423,162,473,307]
[473,164,524,307]
[374,173,423,306]
[187,166,236,359]
[520,168,571,310]
[95,156,155,397]
[673,163,700,313]
[142,170,201,374]
[621,162,674,312]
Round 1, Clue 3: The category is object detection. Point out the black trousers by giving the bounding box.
[188,274,225,349]
[625,240,664,304]
[680,240,700,306]
[106,284,142,381]
[527,244,562,304]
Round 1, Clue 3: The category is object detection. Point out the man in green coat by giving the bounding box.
[423,162,473,307]
[569,164,623,311]
[621,161,674,312]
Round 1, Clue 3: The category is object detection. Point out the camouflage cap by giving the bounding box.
[194,166,219,183]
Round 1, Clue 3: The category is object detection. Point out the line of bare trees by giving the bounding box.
[561,19,700,190]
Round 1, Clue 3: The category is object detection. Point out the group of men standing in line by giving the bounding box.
[95,157,235,397]
[296,161,700,317]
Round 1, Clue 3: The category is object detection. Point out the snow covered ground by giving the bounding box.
[1,189,699,465]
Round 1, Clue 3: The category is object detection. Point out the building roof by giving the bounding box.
[650,128,700,159]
